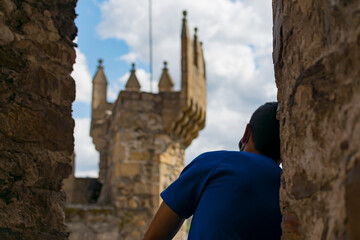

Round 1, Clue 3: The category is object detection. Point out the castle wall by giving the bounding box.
[273,1,360,239]
[0,0,77,239]
[66,205,119,240]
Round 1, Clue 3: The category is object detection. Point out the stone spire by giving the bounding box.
[181,10,192,102]
[200,41,206,78]
[181,10,190,39]
[158,61,174,92]
[194,27,199,67]
[125,63,141,92]
[92,59,108,110]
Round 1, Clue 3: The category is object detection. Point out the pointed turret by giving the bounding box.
[194,27,199,67]
[90,59,112,152]
[181,10,190,39]
[181,10,194,103]
[125,63,141,92]
[158,61,174,92]
[200,42,206,79]
[92,59,108,111]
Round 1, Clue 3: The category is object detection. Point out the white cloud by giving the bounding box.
[74,118,99,177]
[75,170,99,178]
[71,48,93,103]
[94,0,277,164]
[185,105,249,164]
[116,52,138,64]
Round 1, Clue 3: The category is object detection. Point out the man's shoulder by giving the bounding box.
[196,151,280,172]
[197,150,235,158]
[191,151,249,168]
[196,150,257,161]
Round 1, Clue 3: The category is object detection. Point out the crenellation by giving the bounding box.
[158,61,175,92]
[125,63,141,92]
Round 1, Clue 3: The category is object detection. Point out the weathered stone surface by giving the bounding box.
[0,0,77,239]
[0,22,14,45]
[273,0,360,239]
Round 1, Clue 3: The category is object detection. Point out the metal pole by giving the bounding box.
[149,0,153,92]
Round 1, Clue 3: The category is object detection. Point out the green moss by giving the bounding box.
[65,206,115,219]
[65,208,85,218]
[89,208,113,214]
[118,211,133,230]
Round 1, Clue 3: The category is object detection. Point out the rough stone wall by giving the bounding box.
[66,205,119,240]
[0,0,77,239]
[273,1,360,239]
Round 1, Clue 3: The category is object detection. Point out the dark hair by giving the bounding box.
[249,102,280,163]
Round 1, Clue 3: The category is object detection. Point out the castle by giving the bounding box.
[64,11,206,239]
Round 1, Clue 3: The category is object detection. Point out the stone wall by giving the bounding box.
[0,0,77,239]
[273,1,360,239]
[66,205,119,240]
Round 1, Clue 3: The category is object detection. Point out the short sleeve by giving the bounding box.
[160,151,231,219]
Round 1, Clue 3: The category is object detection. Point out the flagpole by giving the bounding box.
[149,0,153,93]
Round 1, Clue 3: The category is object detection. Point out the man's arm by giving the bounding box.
[142,201,185,240]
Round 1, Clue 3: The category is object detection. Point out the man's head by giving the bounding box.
[239,102,280,164]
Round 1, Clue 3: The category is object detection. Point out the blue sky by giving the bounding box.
[72,0,277,177]
[73,0,128,119]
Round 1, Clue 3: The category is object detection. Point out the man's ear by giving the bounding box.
[241,124,251,145]
[239,124,251,151]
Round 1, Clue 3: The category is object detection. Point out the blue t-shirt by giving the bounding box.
[160,151,282,240]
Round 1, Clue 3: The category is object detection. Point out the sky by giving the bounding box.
[72,0,277,177]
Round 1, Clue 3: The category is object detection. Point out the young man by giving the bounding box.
[143,102,282,240]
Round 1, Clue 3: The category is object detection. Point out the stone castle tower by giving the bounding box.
[65,11,206,239]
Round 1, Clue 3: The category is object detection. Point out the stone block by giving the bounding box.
[134,182,158,195]
[141,92,155,101]
[115,163,140,177]
[0,22,14,45]
[2,0,16,14]
[115,196,128,208]
[128,196,140,209]
[129,151,150,162]
[112,143,126,162]
[158,153,175,165]
[118,131,134,142]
